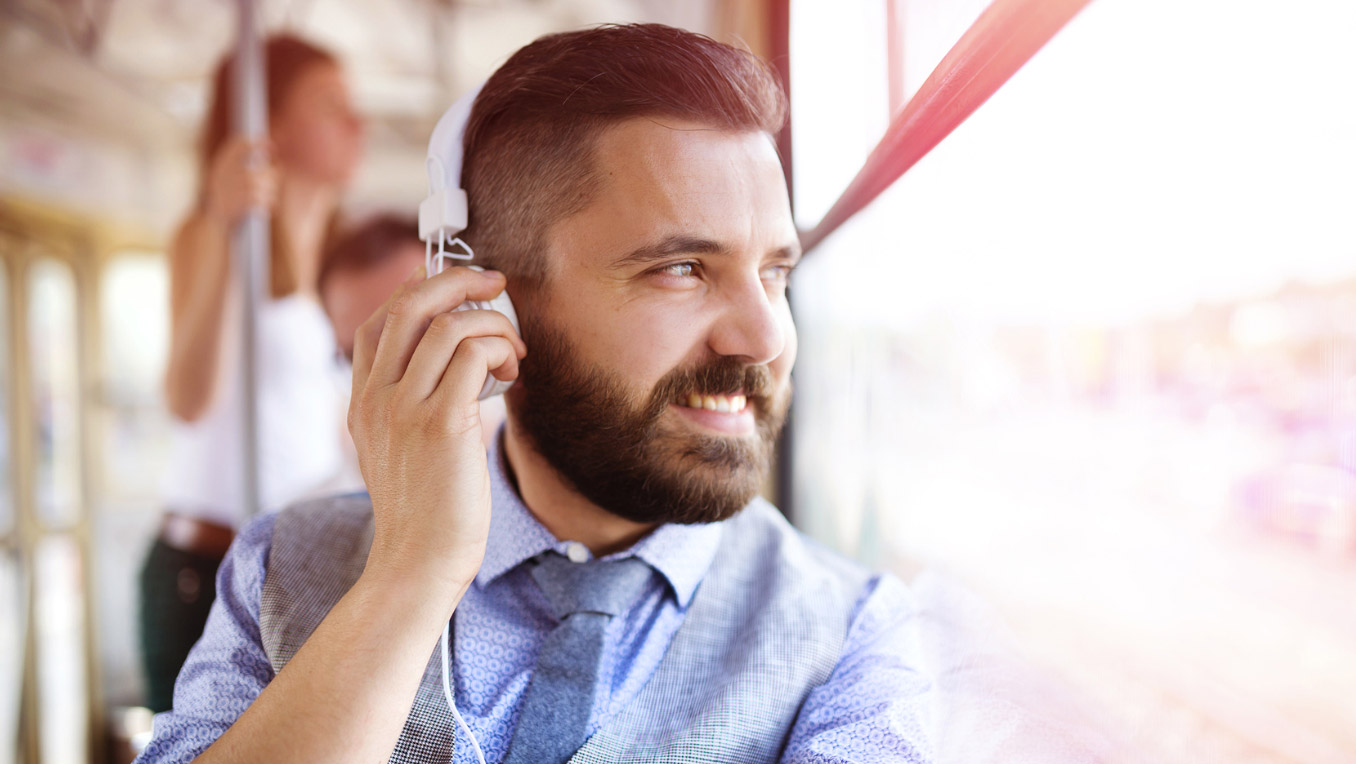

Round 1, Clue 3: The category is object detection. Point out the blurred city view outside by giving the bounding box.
[790,0,1355,761]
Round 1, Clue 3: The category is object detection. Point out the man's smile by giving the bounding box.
[679,392,747,413]
[669,393,756,435]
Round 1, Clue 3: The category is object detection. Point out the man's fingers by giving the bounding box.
[366,266,509,390]
[402,309,526,401]
[432,336,521,409]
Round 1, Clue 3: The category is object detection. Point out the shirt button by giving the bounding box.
[565,542,589,563]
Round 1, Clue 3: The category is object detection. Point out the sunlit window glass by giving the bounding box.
[790,0,1356,760]
[98,253,170,503]
[27,258,81,529]
[0,546,18,764]
[36,534,88,764]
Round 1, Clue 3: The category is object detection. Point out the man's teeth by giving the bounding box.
[682,393,747,413]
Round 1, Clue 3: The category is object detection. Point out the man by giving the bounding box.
[318,214,427,362]
[136,24,928,764]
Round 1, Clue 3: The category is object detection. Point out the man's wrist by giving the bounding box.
[358,552,475,619]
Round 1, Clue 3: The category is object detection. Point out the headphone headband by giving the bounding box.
[419,83,485,245]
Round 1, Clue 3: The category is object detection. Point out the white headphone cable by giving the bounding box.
[441,620,487,764]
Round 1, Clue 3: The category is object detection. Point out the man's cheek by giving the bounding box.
[774,319,798,378]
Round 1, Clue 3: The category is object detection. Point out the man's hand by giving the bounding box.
[187,267,524,764]
[348,264,527,603]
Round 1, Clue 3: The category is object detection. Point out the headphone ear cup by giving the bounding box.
[478,290,519,399]
[451,278,521,400]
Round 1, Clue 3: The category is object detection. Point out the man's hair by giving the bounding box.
[461,23,787,290]
[318,214,420,294]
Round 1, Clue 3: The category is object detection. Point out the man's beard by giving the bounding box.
[508,316,790,526]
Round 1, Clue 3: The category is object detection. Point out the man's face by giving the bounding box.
[508,118,800,525]
[323,241,425,360]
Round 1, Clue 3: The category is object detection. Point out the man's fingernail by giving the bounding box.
[484,269,505,280]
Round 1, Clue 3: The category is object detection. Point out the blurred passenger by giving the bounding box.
[317,215,425,362]
[137,34,364,713]
[317,214,505,456]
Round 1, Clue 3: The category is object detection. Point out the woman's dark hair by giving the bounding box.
[199,34,338,297]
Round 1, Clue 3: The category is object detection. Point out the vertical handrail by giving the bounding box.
[231,0,268,518]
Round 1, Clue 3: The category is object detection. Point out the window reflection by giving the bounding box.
[27,258,81,529]
[36,534,88,764]
[0,548,20,764]
[790,0,1356,759]
[99,253,170,503]
[96,253,171,724]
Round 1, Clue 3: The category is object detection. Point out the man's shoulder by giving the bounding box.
[257,491,376,670]
[725,498,876,601]
[269,490,375,553]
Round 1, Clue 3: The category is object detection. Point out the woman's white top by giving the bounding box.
[161,294,361,528]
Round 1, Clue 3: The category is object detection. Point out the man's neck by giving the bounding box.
[501,418,659,557]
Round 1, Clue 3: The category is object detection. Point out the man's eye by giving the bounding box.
[761,264,793,282]
[659,262,697,278]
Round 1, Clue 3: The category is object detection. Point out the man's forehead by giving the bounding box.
[553,117,795,264]
[594,117,781,184]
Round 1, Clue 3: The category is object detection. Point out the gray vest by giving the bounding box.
[259,494,870,763]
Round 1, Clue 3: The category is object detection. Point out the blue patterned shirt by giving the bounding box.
[135,435,932,763]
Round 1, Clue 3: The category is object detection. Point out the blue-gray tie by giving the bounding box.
[502,551,653,764]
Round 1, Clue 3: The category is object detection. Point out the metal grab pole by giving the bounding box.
[232,0,268,518]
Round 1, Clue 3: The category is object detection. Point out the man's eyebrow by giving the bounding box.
[611,235,731,268]
[611,236,804,269]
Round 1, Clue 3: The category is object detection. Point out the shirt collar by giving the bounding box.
[476,426,723,609]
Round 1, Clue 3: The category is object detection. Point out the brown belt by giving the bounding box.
[159,512,236,559]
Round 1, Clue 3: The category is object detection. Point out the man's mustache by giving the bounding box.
[650,358,777,411]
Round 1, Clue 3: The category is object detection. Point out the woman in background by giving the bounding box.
[138,34,364,713]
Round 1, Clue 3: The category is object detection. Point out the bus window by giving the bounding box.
[95,252,172,720]
[98,253,170,504]
[790,0,1356,760]
[35,534,89,764]
[28,257,82,530]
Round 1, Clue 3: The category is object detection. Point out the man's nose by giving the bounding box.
[707,274,785,365]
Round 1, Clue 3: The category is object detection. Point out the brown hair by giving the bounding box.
[461,23,787,291]
[199,34,338,297]
[317,214,420,295]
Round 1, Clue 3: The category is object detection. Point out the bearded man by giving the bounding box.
[137,23,928,764]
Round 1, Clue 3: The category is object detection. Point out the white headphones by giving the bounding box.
[420,82,521,401]
[423,86,503,764]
